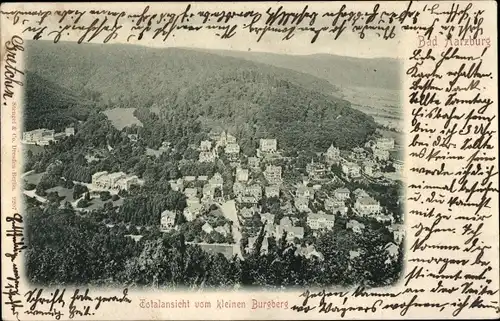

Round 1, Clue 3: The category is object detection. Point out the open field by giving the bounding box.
[23,143,46,156]
[23,171,45,185]
[46,186,75,202]
[103,108,143,130]
[339,86,403,131]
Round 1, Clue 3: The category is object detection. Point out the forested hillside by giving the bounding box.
[24,72,99,131]
[25,41,378,151]
[26,41,336,103]
[196,49,402,91]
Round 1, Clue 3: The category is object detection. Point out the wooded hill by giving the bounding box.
[25,41,377,151]
[195,49,402,91]
[24,71,99,131]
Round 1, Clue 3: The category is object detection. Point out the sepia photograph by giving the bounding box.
[2,1,499,320]
[22,39,405,290]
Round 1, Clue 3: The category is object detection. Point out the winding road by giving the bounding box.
[219,200,243,259]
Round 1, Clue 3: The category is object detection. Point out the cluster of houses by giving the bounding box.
[22,127,75,145]
[165,134,401,252]
[176,172,225,221]
[332,137,402,179]
[91,171,144,192]
[90,131,404,261]
[198,131,240,163]
[160,208,231,239]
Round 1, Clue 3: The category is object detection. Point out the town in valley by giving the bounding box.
[23,123,404,287]
[22,41,404,288]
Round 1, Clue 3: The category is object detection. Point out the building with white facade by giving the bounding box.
[363,161,376,176]
[376,138,395,150]
[390,224,405,244]
[225,143,240,155]
[265,185,280,198]
[294,197,310,212]
[324,197,347,215]
[233,182,245,197]
[202,185,215,201]
[183,202,203,221]
[169,178,184,192]
[236,168,249,182]
[296,185,313,199]
[354,196,381,216]
[259,139,277,153]
[342,162,361,178]
[264,165,282,185]
[276,225,304,241]
[240,207,255,219]
[160,210,176,230]
[373,147,390,161]
[347,220,365,234]
[245,184,262,200]
[333,188,350,201]
[260,213,275,225]
[209,173,224,190]
[200,140,212,151]
[306,160,327,180]
[199,150,217,163]
[65,127,75,136]
[307,212,335,230]
[22,128,55,145]
[354,188,370,199]
[325,144,341,164]
[91,171,141,191]
[184,188,198,199]
[247,236,269,254]
[248,157,260,169]
[202,222,214,234]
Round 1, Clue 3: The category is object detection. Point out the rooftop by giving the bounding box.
[202,222,213,230]
[161,210,176,219]
[357,196,379,205]
[308,213,335,220]
[280,216,292,226]
[347,219,365,229]
[108,172,126,179]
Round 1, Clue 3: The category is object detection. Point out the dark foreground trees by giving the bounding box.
[25,200,403,288]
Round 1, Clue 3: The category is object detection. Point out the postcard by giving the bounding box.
[1,1,498,320]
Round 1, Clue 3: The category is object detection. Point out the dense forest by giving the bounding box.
[25,196,403,288]
[25,41,378,151]
[24,72,101,131]
[26,41,336,104]
[198,49,403,91]
[25,113,228,227]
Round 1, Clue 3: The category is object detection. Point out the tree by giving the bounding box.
[103,201,114,211]
[100,191,112,201]
[24,182,36,191]
[252,224,266,255]
[63,179,75,189]
[73,184,88,200]
[381,163,396,173]
[46,191,61,204]
[331,164,343,178]
[77,198,90,208]
[63,201,73,210]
